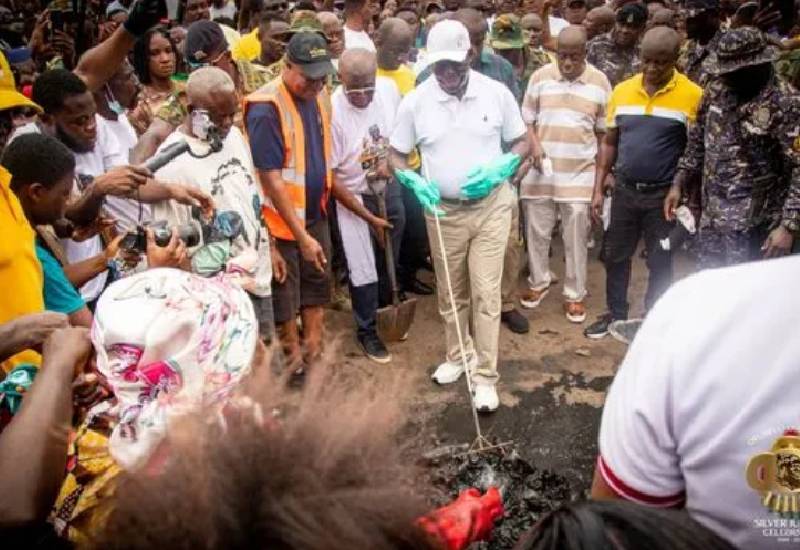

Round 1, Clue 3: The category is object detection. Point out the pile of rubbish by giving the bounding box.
[426,446,572,549]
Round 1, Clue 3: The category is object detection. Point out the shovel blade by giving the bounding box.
[376,297,418,342]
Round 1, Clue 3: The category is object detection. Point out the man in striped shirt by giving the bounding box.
[520,25,611,324]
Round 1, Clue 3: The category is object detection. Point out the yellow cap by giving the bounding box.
[0,51,41,113]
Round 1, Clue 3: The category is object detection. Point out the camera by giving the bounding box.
[120,220,200,253]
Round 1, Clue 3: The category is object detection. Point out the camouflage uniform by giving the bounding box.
[677,32,722,86]
[155,59,270,129]
[677,30,800,269]
[522,47,552,88]
[586,32,641,87]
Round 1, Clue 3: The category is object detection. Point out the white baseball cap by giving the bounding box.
[425,20,471,66]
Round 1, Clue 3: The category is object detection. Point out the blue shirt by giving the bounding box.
[246,100,326,223]
[35,241,84,315]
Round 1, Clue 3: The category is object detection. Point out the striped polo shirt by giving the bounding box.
[521,63,611,202]
[607,70,703,185]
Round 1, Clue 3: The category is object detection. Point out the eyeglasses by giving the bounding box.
[187,49,228,69]
[344,86,375,98]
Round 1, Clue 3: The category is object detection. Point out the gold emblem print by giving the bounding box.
[793,136,800,153]
[747,429,800,517]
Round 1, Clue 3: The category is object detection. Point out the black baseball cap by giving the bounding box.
[616,2,647,26]
[286,32,334,79]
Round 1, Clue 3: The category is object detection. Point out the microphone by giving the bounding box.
[142,140,192,172]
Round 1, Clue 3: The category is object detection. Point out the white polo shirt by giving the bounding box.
[390,70,526,199]
[598,255,800,549]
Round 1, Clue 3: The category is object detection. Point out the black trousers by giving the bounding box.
[350,282,378,339]
[603,185,674,320]
[398,180,430,286]
[363,180,406,307]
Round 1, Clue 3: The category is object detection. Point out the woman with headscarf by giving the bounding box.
[51,268,258,543]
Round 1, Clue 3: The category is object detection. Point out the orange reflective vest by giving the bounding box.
[243,79,333,241]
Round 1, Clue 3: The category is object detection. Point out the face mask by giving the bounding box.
[190,108,215,141]
[105,86,125,116]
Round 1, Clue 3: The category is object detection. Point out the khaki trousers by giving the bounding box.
[426,183,513,385]
[501,197,523,313]
[523,198,590,302]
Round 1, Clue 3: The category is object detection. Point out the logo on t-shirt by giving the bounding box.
[746,428,800,518]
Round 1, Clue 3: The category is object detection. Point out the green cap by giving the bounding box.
[490,14,524,50]
[288,10,324,35]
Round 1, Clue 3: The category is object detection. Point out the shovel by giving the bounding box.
[367,178,417,342]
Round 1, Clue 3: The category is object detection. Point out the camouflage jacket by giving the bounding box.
[586,33,641,87]
[155,59,271,128]
[677,32,722,87]
[677,77,800,232]
[522,47,552,89]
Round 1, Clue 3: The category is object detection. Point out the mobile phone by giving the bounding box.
[50,9,64,33]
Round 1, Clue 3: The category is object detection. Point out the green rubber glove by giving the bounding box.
[395,169,444,216]
[460,153,522,200]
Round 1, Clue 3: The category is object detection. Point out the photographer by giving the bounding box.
[18,69,206,308]
[4,133,187,327]
[151,67,280,345]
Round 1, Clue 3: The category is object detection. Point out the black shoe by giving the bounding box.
[358,333,392,364]
[584,313,615,340]
[403,278,434,295]
[501,309,530,334]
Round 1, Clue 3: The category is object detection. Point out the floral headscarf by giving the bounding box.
[92,268,257,470]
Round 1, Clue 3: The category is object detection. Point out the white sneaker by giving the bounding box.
[473,385,499,413]
[431,354,477,385]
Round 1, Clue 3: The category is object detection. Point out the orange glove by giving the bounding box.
[417,487,504,550]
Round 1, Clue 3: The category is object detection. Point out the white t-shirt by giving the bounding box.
[344,25,376,52]
[330,77,400,287]
[152,127,273,297]
[390,70,526,199]
[210,0,236,20]
[103,113,138,162]
[598,255,800,549]
[331,76,400,194]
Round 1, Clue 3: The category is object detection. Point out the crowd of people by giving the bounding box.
[0,0,799,546]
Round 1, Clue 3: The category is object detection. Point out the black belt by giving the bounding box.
[616,179,672,193]
[440,196,487,207]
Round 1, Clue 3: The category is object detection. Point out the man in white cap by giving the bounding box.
[389,19,529,412]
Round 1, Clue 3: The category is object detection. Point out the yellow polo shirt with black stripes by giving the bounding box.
[606,70,702,184]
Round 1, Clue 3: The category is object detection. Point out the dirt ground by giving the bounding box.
[327,240,646,492]
[323,237,667,505]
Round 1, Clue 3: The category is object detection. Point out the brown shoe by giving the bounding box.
[564,301,587,324]
[520,287,549,309]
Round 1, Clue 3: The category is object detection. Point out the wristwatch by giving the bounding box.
[780,218,800,234]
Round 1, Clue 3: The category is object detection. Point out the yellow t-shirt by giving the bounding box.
[232,28,260,62]
[0,166,44,372]
[376,65,416,96]
[376,65,420,169]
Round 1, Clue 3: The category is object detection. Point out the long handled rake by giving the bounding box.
[421,157,512,455]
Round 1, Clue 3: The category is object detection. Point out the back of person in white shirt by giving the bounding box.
[343,0,376,52]
[594,255,800,549]
[151,67,276,343]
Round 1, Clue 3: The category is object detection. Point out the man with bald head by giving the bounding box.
[520,26,610,323]
[583,6,614,40]
[330,48,400,362]
[375,17,435,297]
[375,17,416,95]
[318,11,346,61]
[586,26,702,339]
[152,67,278,345]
